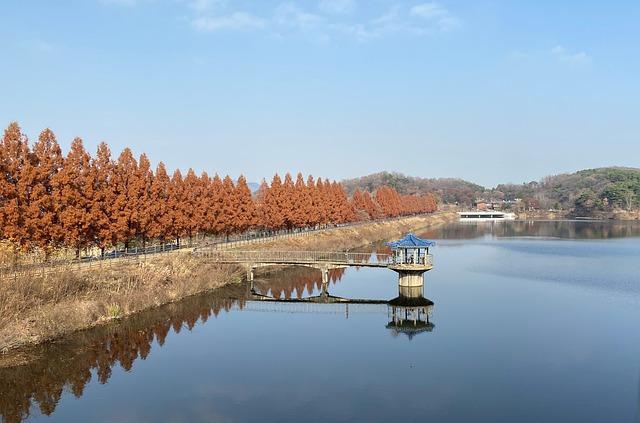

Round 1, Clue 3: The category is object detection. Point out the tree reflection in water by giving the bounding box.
[253,267,346,299]
[0,266,352,423]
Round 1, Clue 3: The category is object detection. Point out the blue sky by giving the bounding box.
[1,1,638,187]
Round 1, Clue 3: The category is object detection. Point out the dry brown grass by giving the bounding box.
[0,254,242,353]
[249,211,457,252]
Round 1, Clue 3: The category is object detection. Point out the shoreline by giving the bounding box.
[0,210,457,363]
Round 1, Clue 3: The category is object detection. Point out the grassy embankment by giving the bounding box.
[0,210,457,356]
[0,253,242,354]
[246,210,457,252]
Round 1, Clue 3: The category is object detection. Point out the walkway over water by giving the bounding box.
[194,249,400,268]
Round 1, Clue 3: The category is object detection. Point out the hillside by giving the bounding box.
[343,167,640,215]
[342,172,484,207]
[493,167,640,214]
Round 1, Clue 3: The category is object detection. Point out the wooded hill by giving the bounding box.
[494,167,640,214]
[344,168,640,215]
[342,172,484,207]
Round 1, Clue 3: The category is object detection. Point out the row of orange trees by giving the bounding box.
[0,123,437,257]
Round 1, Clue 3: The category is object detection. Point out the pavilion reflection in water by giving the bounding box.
[248,274,436,340]
[387,284,434,339]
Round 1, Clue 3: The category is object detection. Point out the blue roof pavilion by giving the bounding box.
[386,233,435,268]
[386,233,436,249]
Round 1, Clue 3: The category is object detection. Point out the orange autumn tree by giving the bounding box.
[197,172,213,236]
[281,173,297,229]
[261,174,286,230]
[331,181,355,223]
[90,142,116,257]
[148,162,172,243]
[135,154,154,248]
[234,175,257,234]
[27,129,64,256]
[0,122,441,256]
[254,179,270,230]
[182,169,202,243]
[169,169,187,246]
[219,175,238,237]
[0,123,31,251]
[292,173,311,227]
[315,178,329,226]
[111,148,138,249]
[375,186,402,217]
[306,175,321,227]
[208,174,225,236]
[53,137,94,256]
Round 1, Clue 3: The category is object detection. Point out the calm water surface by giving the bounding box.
[2,220,640,423]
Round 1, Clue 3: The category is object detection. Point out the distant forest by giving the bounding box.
[343,168,640,214]
[342,172,483,207]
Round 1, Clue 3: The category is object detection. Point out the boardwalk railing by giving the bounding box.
[195,250,394,267]
[195,250,434,268]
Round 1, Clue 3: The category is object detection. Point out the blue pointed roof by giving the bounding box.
[386,233,436,248]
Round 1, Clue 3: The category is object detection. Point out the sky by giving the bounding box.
[1,0,639,187]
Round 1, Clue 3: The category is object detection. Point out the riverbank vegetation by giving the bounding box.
[0,254,241,354]
[0,123,437,266]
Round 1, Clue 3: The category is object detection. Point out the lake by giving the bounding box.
[2,220,640,423]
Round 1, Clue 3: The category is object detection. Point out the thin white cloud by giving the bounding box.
[318,0,355,15]
[183,1,461,40]
[509,46,592,66]
[275,3,325,29]
[551,45,591,64]
[410,2,461,31]
[192,12,266,31]
[411,2,447,18]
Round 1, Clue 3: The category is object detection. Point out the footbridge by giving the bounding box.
[194,248,433,283]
